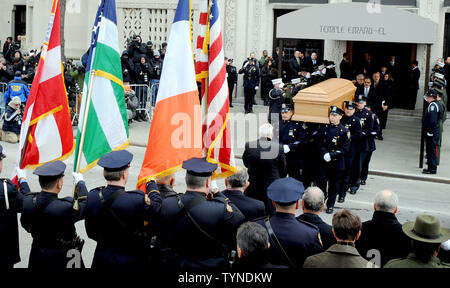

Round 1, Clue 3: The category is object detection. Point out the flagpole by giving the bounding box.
[73,69,96,209]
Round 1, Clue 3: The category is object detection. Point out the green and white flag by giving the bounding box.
[74,0,129,173]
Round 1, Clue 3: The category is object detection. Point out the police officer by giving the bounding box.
[4,71,30,105]
[85,150,162,268]
[159,157,245,269]
[360,103,381,185]
[302,122,322,189]
[338,101,362,203]
[0,146,30,268]
[239,57,260,114]
[279,104,308,182]
[350,95,374,193]
[431,83,447,166]
[226,58,237,108]
[21,161,87,268]
[268,78,283,125]
[422,90,442,174]
[315,106,350,214]
[254,178,323,268]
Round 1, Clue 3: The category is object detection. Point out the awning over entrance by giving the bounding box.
[276,3,437,44]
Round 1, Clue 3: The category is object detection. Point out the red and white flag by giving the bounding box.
[12,0,74,183]
[195,0,236,179]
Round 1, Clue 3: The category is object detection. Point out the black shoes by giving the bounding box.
[349,187,358,195]
[377,135,384,141]
[361,180,366,185]
[422,169,437,175]
[337,197,345,203]
[326,207,334,214]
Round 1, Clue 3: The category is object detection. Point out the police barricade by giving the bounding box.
[0,82,8,119]
[129,84,151,122]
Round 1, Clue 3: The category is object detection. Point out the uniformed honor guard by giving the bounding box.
[239,58,260,114]
[338,101,362,203]
[350,95,374,193]
[21,161,87,268]
[360,103,381,185]
[254,178,323,268]
[422,90,442,174]
[0,145,30,269]
[315,106,350,214]
[85,150,162,268]
[279,104,308,182]
[268,78,284,126]
[431,84,447,166]
[159,157,245,269]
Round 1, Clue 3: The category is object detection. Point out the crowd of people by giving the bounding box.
[0,147,449,269]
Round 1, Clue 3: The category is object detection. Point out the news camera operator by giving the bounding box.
[127,35,147,66]
[133,55,151,122]
[121,51,136,84]
[63,60,80,116]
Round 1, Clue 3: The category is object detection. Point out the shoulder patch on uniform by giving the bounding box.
[144,194,151,206]
[318,232,323,248]
[226,203,233,213]
[348,131,351,139]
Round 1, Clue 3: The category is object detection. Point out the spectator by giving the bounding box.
[124,84,138,125]
[127,35,147,66]
[297,187,336,250]
[260,57,277,106]
[134,55,151,122]
[2,37,12,55]
[254,178,323,268]
[1,97,22,143]
[4,71,29,105]
[303,209,377,268]
[220,166,266,221]
[356,190,410,267]
[340,52,353,81]
[243,123,286,215]
[21,51,36,85]
[259,50,269,69]
[354,74,365,90]
[11,51,24,73]
[234,222,287,269]
[149,50,163,106]
[121,50,135,84]
[385,215,450,268]
[159,42,168,61]
[0,58,14,83]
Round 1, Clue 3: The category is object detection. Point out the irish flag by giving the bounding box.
[74,0,129,173]
[137,0,202,190]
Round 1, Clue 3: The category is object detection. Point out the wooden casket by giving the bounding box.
[292,78,356,124]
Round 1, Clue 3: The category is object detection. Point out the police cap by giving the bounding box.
[33,160,66,177]
[267,178,304,204]
[356,95,367,103]
[98,150,133,172]
[330,106,344,116]
[344,101,355,110]
[426,89,438,98]
[281,103,294,113]
[182,157,218,177]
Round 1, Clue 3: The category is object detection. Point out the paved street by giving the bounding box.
[1,103,449,268]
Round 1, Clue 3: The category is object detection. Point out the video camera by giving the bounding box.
[10,42,20,51]
[129,35,141,47]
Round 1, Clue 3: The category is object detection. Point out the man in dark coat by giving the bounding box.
[156,174,178,199]
[297,187,336,250]
[340,53,353,81]
[356,190,410,267]
[239,58,259,114]
[406,60,421,110]
[220,166,265,222]
[243,123,286,216]
[0,146,30,268]
[370,72,390,140]
[226,58,238,107]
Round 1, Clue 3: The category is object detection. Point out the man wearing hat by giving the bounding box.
[84,150,162,268]
[150,50,163,106]
[159,157,245,269]
[225,57,237,107]
[315,106,350,214]
[422,90,442,174]
[385,215,450,268]
[239,56,260,114]
[21,161,88,268]
[431,85,446,166]
[350,95,374,193]
[268,78,284,125]
[279,103,307,182]
[0,146,30,268]
[338,101,362,203]
[254,178,323,268]
[1,96,22,143]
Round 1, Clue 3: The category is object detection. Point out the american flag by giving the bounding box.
[195,0,235,179]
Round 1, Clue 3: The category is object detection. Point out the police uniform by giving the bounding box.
[360,103,381,183]
[0,147,30,268]
[21,161,88,268]
[254,178,323,268]
[315,106,350,214]
[239,60,260,114]
[159,158,245,269]
[302,122,322,189]
[432,85,447,166]
[350,95,374,193]
[279,104,308,182]
[268,79,283,125]
[338,101,362,203]
[422,90,442,174]
[226,62,238,107]
[85,150,162,268]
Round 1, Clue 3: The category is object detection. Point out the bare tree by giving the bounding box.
[60,0,66,63]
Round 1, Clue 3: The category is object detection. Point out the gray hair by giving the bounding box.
[226,166,248,189]
[259,123,274,139]
[302,187,325,212]
[356,74,365,80]
[185,173,208,189]
[237,222,269,257]
[374,190,399,213]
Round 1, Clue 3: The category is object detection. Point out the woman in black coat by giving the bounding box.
[2,97,22,136]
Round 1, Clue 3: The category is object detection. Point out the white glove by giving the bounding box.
[210,179,219,193]
[283,145,290,154]
[323,153,331,162]
[72,172,84,185]
[427,133,434,137]
[16,168,27,180]
[255,86,259,91]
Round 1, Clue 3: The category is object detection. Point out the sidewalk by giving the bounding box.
[126,104,450,183]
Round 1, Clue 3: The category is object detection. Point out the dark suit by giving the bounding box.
[371,81,390,132]
[243,138,286,215]
[304,244,376,268]
[356,85,376,106]
[340,59,353,80]
[356,211,411,267]
[221,189,266,221]
[407,66,421,109]
[297,213,336,250]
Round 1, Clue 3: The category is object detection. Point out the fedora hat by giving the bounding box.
[402,215,450,244]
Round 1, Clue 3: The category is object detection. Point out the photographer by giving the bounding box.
[21,51,36,85]
[127,35,147,66]
[5,43,21,65]
[0,58,14,83]
[11,51,24,73]
[1,96,22,143]
[149,50,163,106]
[121,50,136,84]
[2,37,12,55]
[124,84,139,125]
[133,55,151,121]
[146,41,154,60]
